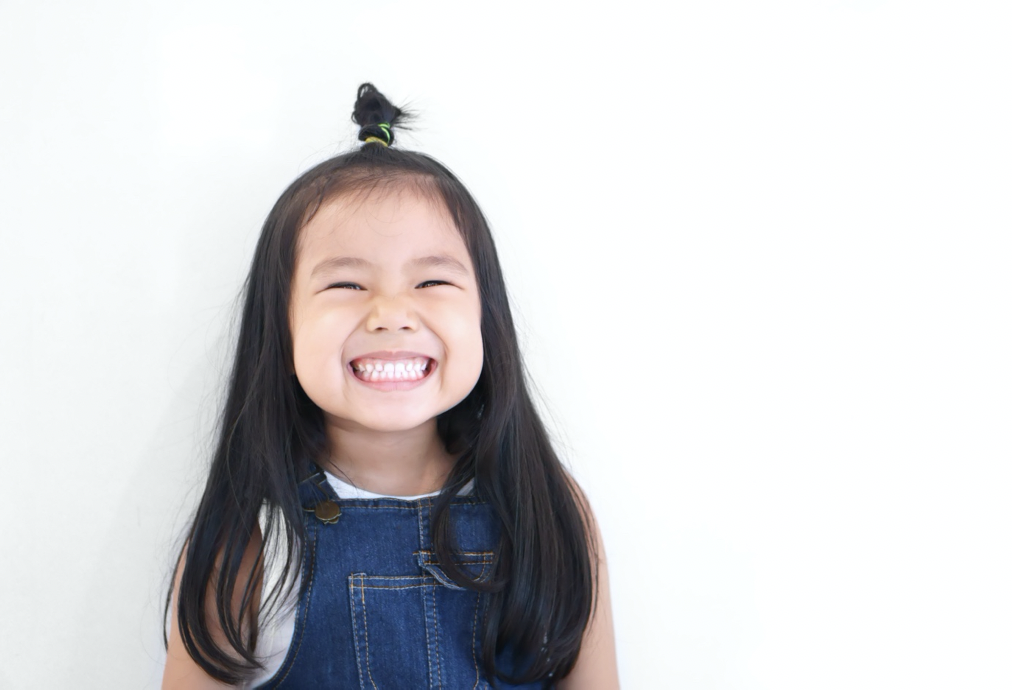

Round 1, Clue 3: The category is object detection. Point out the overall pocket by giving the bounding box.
[348,552,495,690]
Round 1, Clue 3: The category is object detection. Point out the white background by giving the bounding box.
[1,1,1010,688]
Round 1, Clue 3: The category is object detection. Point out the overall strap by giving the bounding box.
[297,463,344,526]
[296,463,338,508]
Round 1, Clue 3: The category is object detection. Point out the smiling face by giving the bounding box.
[289,184,484,436]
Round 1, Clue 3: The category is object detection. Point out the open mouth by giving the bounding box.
[349,356,435,383]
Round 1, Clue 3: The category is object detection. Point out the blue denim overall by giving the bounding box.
[254,467,546,689]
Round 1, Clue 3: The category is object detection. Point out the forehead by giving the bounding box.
[295,186,469,269]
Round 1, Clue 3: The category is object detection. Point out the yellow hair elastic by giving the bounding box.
[363,122,391,147]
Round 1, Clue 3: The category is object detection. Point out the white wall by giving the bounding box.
[1,1,1010,688]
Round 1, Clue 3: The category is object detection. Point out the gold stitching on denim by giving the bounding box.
[358,575,425,582]
[419,582,434,689]
[470,592,481,690]
[348,577,365,689]
[416,502,428,559]
[415,551,495,589]
[361,574,378,690]
[431,583,442,688]
[415,550,494,561]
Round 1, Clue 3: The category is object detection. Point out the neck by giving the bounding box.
[320,416,455,497]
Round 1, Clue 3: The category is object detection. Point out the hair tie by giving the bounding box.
[363,122,392,147]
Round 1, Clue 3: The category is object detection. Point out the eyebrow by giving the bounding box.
[310,254,470,278]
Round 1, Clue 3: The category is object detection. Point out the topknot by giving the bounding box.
[352,83,412,147]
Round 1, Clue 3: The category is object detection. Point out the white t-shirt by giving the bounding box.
[246,471,473,687]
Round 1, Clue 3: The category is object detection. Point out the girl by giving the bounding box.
[162,83,618,689]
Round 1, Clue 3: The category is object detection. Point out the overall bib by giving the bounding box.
[254,467,547,689]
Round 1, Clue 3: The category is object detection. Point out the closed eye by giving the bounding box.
[326,282,363,290]
[417,280,451,288]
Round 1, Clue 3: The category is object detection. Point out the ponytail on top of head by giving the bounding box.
[353,82,412,146]
[166,83,596,687]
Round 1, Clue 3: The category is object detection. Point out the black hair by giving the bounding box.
[164,83,596,686]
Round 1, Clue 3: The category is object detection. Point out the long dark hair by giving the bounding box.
[165,83,596,686]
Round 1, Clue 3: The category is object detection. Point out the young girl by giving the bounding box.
[162,83,618,689]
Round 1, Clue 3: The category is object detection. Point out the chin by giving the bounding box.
[352,411,437,434]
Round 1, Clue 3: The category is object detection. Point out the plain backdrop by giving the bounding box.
[1,1,1010,688]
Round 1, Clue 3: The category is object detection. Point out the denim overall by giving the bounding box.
[254,466,547,689]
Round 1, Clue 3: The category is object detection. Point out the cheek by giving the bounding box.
[442,302,484,384]
[466,332,485,385]
[292,309,353,381]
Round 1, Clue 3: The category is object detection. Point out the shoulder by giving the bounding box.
[557,477,621,690]
[162,523,265,689]
[560,474,607,569]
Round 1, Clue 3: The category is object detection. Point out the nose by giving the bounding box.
[365,293,419,332]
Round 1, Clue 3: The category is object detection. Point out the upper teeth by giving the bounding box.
[351,357,430,381]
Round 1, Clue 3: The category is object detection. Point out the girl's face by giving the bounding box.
[289,186,483,435]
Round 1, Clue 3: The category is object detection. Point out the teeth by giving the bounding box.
[351,356,431,382]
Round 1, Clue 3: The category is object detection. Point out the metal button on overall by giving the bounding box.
[312,500,341,524]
